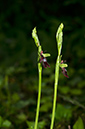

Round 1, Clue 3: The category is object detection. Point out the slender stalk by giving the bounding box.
[34,63,42,129]
[50,23,64,129]
[32,28,47,129]
[50,56,60,129]
[32,27,42,129]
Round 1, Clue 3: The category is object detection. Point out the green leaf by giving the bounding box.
[12,93,20,103]
[55,104,72,121]
[5,67,15,75]
[26,121,34,129]
[2,120,12,128]
[40,102,52,112]
[70,89,82,95]
[26,121,46,129]
[17,113,27,121]
[73,117,84,129]
[15,100,30,109]
[32,27,40,47]
[58,86,70,94]
[38,121,46,129]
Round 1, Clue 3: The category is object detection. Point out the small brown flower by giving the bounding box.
[61,60,69,78]
[40,51,50,68]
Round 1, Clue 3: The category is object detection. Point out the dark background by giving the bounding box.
[0,0,85,129]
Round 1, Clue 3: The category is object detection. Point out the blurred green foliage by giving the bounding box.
[73,117,84,129]
[0,0,85,129]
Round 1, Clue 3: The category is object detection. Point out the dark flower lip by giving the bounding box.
[39,51,50,68]
[42,62,50,68]
[62,68,69,78]
[61,60,69,78]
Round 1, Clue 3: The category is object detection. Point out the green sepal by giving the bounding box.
[60,63,68,68]
[43,53,51,58]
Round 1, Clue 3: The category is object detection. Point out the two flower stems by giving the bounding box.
[34,55,60,129]
[32,23,64,129]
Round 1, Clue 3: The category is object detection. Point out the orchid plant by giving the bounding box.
[32,23,69,129]
[32,27,50,129]
[50,23,69,129]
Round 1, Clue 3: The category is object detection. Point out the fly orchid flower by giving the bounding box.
[39,51,50,68]
[60,60,69,78]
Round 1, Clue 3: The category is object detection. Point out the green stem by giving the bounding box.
[34,63,42,129]
[50,56,60,129]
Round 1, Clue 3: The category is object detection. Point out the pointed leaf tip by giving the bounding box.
[32,27,40,47]
[32,27,36,35]
[60,23,64,29]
